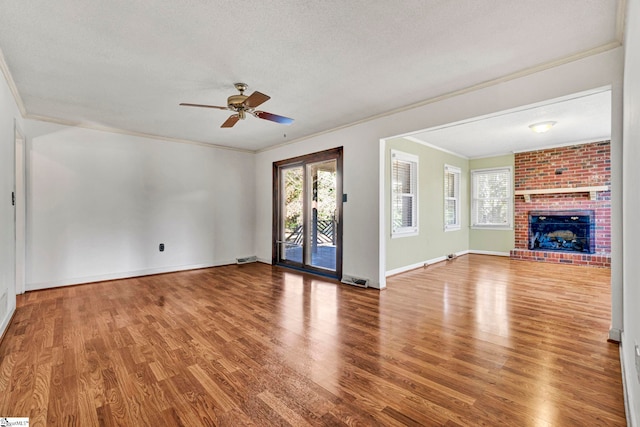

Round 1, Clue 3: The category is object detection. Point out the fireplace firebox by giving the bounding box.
[528,210,595,254]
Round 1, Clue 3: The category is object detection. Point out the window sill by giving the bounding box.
[392,231,419,238]
[471,226,513,231]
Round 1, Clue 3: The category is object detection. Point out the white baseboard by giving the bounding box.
[25,261,235,291]
[468,250,510,257]
[367,281,384,290]
[609,328,622,343]
[257,257,272,264]
[385,258,441,277]
[386,250,470,277]
[0,308,16,344]
[620,332,637,427]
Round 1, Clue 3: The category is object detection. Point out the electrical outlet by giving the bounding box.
[159,243,165,252]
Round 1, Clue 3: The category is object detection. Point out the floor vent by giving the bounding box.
[341,277,369,288]
[236,256,258,265]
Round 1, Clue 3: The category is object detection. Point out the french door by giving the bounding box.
[273,147,343,278]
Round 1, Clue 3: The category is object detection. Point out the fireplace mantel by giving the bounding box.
[515,186,609,203]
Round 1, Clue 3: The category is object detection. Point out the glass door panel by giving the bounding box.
[273,147,342,279]
[307,160,337,270]
[280,165,304,264]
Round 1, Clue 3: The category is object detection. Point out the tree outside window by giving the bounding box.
[471,167,512,229]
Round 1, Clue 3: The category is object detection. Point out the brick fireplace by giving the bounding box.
[510,141,611,267]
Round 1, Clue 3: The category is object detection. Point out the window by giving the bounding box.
[444,164,461,231]
[391,150,418,237]
[471,167,512,229]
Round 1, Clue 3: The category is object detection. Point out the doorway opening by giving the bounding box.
[14,121,26,295]
[273,147,343,279]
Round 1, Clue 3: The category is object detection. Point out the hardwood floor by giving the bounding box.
[0,255,626,426]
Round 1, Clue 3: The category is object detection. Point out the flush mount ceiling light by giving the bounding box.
[528,121,557,133]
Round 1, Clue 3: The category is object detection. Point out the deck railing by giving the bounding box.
[285,219,335,246]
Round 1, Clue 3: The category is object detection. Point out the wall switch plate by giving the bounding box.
[159,243,165,252]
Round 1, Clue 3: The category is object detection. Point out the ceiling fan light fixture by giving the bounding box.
[180,83,293,128]
[529,121,557,133]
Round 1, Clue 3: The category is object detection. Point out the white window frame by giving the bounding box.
[391,150,419,237]
[471,166,513,230]
[444,164,461,231]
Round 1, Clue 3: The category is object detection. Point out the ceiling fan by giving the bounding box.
[180,83,294,128]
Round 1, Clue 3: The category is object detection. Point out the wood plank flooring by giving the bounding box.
[0,254,626,426]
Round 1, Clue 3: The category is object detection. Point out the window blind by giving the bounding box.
[391,151,418,236]
[444,165,461,230]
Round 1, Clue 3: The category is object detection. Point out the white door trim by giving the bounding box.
[14,120,25,295]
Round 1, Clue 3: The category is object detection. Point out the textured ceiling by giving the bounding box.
[408,90,612,158]
[0,1,622,152]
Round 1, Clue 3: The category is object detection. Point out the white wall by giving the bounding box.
[622,0,640,423]
[255,48,624,291]
[255,126,381,287]
[0,61,22,338]
[25,120,256,289]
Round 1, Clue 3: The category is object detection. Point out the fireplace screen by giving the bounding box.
[528,210,594,254]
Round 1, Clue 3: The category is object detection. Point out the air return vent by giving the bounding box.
[236,256,257,265]
[341,276,369,288]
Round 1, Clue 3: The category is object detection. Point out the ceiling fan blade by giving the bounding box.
[179,103,228,110]
[254,111,294,125]
[221,114,240,128]
[243,91,270,109]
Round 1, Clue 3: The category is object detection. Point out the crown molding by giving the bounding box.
[25,114,254,153]
[0,46,26,116]
[257,42,622,154]
[402,136,469,159]
[1,44,253,153]
[2,33,622,156]
[616,0,627,43]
